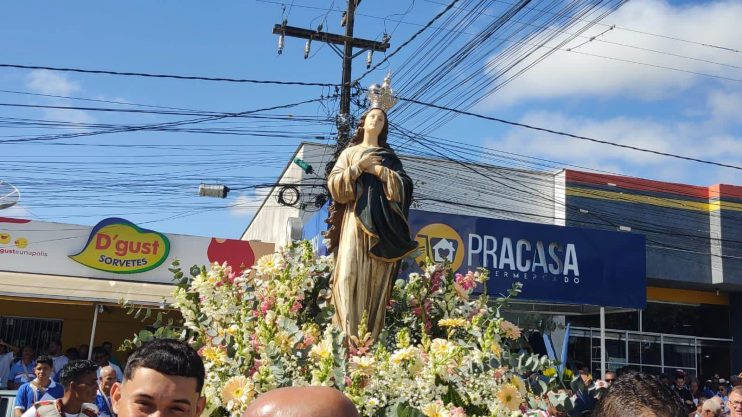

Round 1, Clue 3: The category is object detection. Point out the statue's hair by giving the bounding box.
[325,108,390,255]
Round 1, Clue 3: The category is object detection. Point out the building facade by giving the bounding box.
[243,143,742,379]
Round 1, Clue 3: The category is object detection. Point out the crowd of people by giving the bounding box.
[2,335,742,417]
[558,367,742,417]
[1,338,205,417]
[0,339,126,417]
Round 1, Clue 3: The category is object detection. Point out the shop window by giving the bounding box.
[567,310,639,331]
[0,316,63,354]
[642,303,729,338]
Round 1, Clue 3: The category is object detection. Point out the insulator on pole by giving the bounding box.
[277,33,285,55]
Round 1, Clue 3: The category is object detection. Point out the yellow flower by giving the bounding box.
[226,324,240,336]
[438,318,467,328]
[497,384,522,412]
[511,375,527,395]
[200,345,227,367]
[490,342,503,358]
[543,367,557,378]
[221,375,254,405]
[309,338,333,361]
[422,402,450,417]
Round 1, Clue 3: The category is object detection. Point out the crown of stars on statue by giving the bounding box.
[367,72,398,112]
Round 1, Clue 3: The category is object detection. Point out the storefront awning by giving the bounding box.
[0,271,174,306]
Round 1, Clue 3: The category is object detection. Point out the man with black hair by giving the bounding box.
[9,346,36,389]
[675,375,695,412]
[593,371,688,417]
[93,347,123,382]
[100,342,121,368]
[20,359,100,417]
[48,340,69,377]
[110,339,206,417]
[13,355,64,417]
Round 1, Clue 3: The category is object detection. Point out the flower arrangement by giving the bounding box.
[131,240,586,417]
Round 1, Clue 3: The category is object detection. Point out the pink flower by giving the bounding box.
[260,296,275,316]
[455,271,477,291]
[303,333,316,346]
[290,300,303,314]
[249,359,262,376]
[451,407,466,417]
[430,271,443,292]
[250,334,261,350]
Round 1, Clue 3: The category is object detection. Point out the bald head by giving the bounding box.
[99,365,117,395]
[243,387,359,417]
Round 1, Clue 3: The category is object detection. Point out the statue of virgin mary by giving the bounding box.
[325,76,417,340]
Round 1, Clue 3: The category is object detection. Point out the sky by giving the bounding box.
[0,0,741,239]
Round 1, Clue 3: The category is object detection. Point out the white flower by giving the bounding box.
[221,376,254,405]
[350,355,376,376]
[309,337,333,360]
[422,402,450,417]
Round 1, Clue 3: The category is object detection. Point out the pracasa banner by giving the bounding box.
[302,207,646,309]
[0,217,274,284]
[409,211,646,309]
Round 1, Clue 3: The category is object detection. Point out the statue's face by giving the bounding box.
[364,109,385,137]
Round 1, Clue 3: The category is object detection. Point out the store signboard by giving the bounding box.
[409,211,646,309]
[0,217,274,284]
[303,207,646,309]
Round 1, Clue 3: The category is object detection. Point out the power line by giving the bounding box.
[429,0,742,54]
[0,63,340,87]
[397,96,742,171]
[352,0,462,84]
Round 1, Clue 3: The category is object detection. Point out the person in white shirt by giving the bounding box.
[47,340,69,377]
[0,339,19,389]
[95,366,117,417]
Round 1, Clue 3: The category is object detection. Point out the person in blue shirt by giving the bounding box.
[95,366,117,417]
[13,355,64,417]
[9,346,36,389]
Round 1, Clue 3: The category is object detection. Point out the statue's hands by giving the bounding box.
[357,152,382,173]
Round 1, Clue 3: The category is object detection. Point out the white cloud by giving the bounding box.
[486,0,742,106]
[24,69,96,124]
[229,188,272,217]
[488,111,742,185]
[26,69,81,96]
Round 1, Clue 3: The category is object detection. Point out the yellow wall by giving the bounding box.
[0,296,173,364]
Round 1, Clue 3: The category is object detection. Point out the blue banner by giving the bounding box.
[302,206,646,309]
[408,210,646,309]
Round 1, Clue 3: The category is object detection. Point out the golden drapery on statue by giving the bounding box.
[325,94,417,340]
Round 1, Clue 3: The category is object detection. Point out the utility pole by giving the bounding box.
[273,0,390,155]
